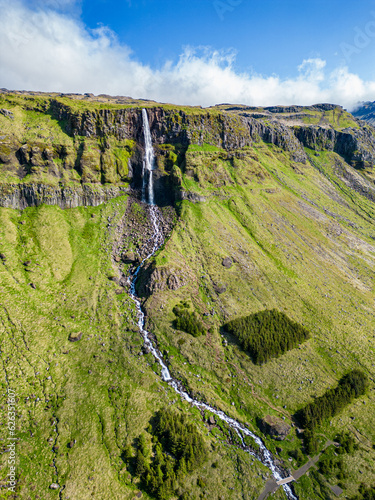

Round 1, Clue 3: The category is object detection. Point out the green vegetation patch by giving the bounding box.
[296,370,369,432]
[173,301,206,337]
[187,143,224,152]
[224,309,310,364]
[352,484,375,500]
[129,409,208,499]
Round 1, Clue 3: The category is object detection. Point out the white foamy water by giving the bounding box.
[127,110,297,499]
[142,109,156,205]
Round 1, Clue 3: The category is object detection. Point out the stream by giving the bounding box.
[126,109,298,500]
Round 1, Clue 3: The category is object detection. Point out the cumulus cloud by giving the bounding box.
[1,0,375,109]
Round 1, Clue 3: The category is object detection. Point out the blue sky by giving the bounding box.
[1,0,375,107]
[80,0,375,80]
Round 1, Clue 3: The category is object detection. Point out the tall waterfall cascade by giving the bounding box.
[127,111,297,499]
[142,108,156,205]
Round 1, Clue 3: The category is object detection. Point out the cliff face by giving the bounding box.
[0,183,129,209]
[1,93,375,209]
[294,123,375,168]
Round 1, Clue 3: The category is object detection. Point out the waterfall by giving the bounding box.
[142,108,155,205]
[128,112,298,500]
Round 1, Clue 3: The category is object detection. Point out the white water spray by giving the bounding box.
[127,111,297,499]
[142,108,156,205]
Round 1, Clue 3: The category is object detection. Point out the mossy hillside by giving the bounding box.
[141,144,375,498]
[299,108,360,130]
[214,102,360,131]
[0,94,136,187]
[0,198,281,500]
[0,199,167,499]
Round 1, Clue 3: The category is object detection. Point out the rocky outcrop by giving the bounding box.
[177,191,207,203]
[259,415,291,440]
[49,99,142,141]
[222,257,233,268]
[265,103,339,114]
[48,101,253,150]
[0,108,14,119]
[138,265,189,296]
[244,116,307,163]
[294,124,375,168]
[0,183,129,209]
[1,93,375,210]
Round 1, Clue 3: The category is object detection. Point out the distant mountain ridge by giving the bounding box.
[352,100,375,126]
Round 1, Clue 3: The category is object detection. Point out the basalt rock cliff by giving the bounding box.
[1,91,375,209]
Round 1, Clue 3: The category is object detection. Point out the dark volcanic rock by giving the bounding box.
[0,183,129,209]
[244,117,307,163]
[294,124,375,168]
[138,265,189,296]
[177,191,207,203]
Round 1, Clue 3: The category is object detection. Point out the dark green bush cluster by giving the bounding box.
[224,309,310,364]
[318,454,344,478]
[336,432,359,455]
[352,484,375,500]
[173,302,205,338]
[129,409,207,499]
[288,448,305,466]
[296,370,369,432]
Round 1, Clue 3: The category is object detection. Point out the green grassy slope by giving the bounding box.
[1,93,375,499]
[144,143,375,499]
[0,197,284,500]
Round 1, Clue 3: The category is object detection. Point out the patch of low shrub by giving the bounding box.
[224,309,310,364]
[173,302,205,337]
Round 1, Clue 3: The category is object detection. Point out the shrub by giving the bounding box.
[352,484,375,500]
[224,309,310,364]
[173,302,205,337]
[336,432,358,455]
[128,409,207,499]
[296,370,369,432]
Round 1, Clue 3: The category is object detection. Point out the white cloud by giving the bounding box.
[1,0,374,109]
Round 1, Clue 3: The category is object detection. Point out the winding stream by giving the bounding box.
[126,110,298,500]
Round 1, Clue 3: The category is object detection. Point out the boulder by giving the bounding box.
[49,483,60,490]
[214,283,227,294]
[259,415,291,441]
[121,251,139,264]
[108,275,120,284]
[68,332,83,342]
[222,257,233,268]
[0,109,14,120]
